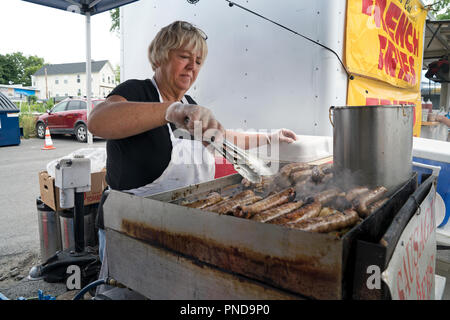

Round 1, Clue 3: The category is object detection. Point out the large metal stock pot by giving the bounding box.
[331,104,414,192]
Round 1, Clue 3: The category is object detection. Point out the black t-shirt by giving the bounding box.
[96,79,197,229]
[105,79,197,190]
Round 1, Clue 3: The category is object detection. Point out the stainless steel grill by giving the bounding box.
[104,166,420,299]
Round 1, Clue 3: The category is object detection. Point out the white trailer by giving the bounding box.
[120,0,348,137]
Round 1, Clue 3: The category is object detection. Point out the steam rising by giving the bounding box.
[263,164,370,202]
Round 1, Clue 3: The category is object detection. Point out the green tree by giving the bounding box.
[427,0,450,19]
[24,55,45,86]
[0,54,19,85]
[110,9,121,84]
[110,8,120,35]
[0,52,45,86]
[114,64,120,83]
[27,95,37,104]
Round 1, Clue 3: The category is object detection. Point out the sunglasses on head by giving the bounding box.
[180,21,208,40]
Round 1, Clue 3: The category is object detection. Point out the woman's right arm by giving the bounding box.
[88,95,225,140]
[87,95,173,140]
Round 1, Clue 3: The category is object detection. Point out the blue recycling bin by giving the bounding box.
[0,92,20,147]
[413,137,450,227]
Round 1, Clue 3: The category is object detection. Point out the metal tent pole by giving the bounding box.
[86,11,93,145]
[73,191,85,253]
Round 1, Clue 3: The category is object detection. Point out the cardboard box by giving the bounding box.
[39,168,107,211]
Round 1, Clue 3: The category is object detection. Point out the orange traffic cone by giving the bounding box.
[41,126,56,150]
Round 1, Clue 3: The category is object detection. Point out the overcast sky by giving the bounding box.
[1,0,120,67]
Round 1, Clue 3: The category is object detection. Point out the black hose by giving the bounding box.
[73,277,126,300]
[73,279,106,300]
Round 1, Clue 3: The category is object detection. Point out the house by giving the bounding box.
[0,84,40,102]
[32,60,116,100]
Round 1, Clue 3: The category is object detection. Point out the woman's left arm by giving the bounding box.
[225,129,297,150]
[436,115,450,127]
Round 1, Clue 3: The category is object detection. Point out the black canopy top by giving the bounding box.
[22,0,139,16]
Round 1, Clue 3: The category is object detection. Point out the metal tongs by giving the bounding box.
[207,137,273,184]
[183,116,272,183]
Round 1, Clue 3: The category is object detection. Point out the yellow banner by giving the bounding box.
[346,0,427,90]
[347,75,422,137]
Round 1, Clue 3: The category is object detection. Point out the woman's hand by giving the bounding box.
[436,114,450,127]
[165,102,225,141]
[267,128,297,144]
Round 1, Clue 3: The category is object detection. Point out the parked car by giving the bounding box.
[36,98,104,142]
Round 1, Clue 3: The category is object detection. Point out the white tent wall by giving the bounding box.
[120,0,348,136]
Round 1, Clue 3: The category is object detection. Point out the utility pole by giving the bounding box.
[86,12,93,145]
[45,67,48,100]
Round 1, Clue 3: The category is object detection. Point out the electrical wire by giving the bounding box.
[224,0,353,79]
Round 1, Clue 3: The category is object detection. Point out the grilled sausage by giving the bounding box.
[252,200,304,223]
[279,163,298,176]
[318,162,333,174]
[274,164,305,188]
[355,186,388,218]
[205,190,255,212]
[318,207,340,217]
[311,163,333,183]
[290,169,313,183]
[295,180,323,202]
[345,187,369,202]
[231,189,255,200]
[321,173,334,184]
[332,196,353,212]
[289,209,359,233]
[184,192,223,209]
[241,178,252,188]
[363,197,389,217]
[273,174,292,189]
[311,166,324,183]
[290,164,312,175]
[234,187,296,219]
[280,163,311,177]
[203,195,231,209]
[270,201,322,225]
[294,177,311,190]
[215,195,263,215]
[241,176,275,190]
[311,188,340,205]
[256,176,276,191]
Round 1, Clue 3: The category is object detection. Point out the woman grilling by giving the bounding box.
[88,20,297,298]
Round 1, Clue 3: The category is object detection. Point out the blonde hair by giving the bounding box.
[148,21,208,71]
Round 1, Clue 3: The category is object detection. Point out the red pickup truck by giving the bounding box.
[36,98,104,142]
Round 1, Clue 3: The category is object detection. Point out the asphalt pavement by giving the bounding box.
[0,135,105,299]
